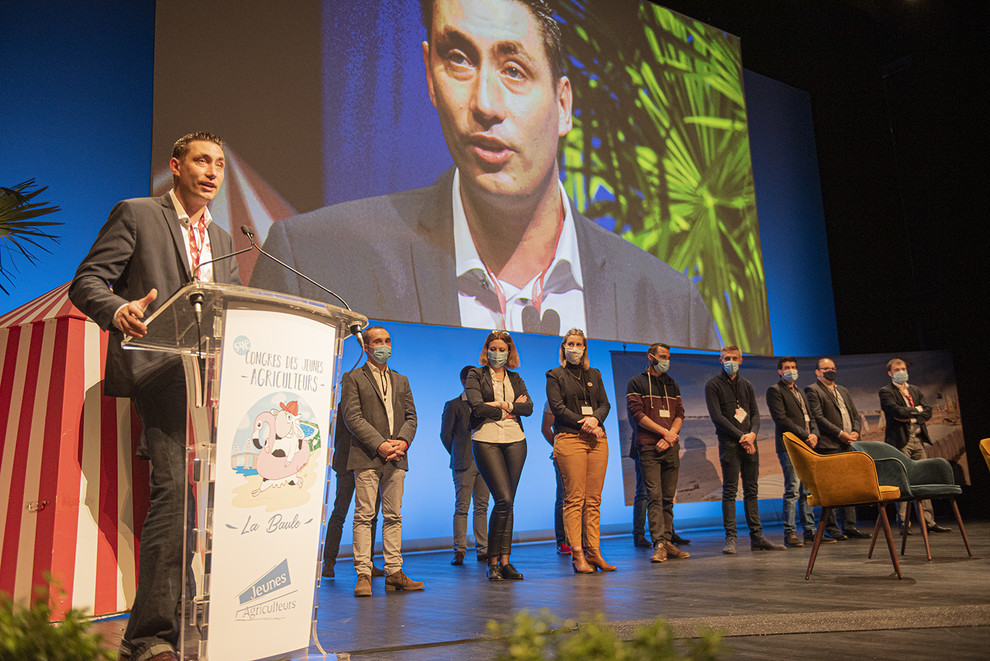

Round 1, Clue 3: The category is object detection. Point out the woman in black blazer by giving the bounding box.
[465,331,533,581]
[546,328,614,573]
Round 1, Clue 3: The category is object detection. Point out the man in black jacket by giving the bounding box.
[704,345,784,554]
[766,357,823,548]
[441,365,490,564]
[804,358,869,540]
[878,358,951,533]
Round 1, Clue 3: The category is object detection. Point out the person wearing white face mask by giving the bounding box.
[546,329,614,573]
[705,345,784,554]
[766,357,822,548]
[878,358,951,534]
[465,331,533,580]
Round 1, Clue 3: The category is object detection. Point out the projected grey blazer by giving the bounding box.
[69,194,240,397]
[251,169,718,349]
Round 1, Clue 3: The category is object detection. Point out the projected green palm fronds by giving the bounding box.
[558,0,770,353]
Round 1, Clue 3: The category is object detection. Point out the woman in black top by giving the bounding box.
[465,330,533,581]
[545,329,614,573]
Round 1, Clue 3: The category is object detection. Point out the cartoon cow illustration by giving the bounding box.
[251,401,311,495]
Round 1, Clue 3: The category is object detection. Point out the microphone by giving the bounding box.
[240,225,357,320]
[190,240,254,323]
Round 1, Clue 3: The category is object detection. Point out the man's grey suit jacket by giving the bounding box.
[69,194,240,397]
[251,169,718,349]
[804,381,862,452]
[339,363,417,472]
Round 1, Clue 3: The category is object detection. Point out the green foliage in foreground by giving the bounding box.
[0,580,113,661]
[488,609,724,661]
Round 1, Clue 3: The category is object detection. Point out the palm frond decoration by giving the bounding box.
[0,179,63,294]
[557,0,771,353]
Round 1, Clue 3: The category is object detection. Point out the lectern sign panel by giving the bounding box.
[208,308,335,660]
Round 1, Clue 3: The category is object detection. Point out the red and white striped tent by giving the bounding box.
[0,283,147,618]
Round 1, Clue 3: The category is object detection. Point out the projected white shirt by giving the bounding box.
[452,170,586,336]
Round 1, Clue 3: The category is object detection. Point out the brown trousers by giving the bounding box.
[554,431,609,550]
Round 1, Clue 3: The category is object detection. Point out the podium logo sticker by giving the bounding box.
[235,559,298,621]
[233,335,251,355]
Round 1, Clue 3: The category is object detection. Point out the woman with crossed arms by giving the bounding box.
[465,330,533,581]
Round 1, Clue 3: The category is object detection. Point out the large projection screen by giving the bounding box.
[153,0,770,353]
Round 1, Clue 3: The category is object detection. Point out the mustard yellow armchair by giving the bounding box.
[783,432,903,579]
[981,438,990,473]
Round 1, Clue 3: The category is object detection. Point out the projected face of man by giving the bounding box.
[423,0,572,213]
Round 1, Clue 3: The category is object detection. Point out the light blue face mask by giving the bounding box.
[488,349,508,368]
[892,370,909,384]
[651,358,670,374]
[371,345,391,363]
[782,368,798,382]
[722,360,740,375]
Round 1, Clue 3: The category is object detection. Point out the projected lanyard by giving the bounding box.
[478,206,565,326]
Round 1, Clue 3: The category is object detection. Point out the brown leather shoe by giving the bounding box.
[371,564,385,577]
[451,551,465,565]
[571,548,594,573]
[585,547,617,571]
[663,541,690,559]
[650,543,668,563]
[354,574,372,597]
[384,569,425,591]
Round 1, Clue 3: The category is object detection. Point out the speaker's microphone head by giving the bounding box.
[240,225,255,240]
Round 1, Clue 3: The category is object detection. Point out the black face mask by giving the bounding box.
[822,370,837,382]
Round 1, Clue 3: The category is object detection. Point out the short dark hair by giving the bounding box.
[171,131,224,160]
[816,357,834,370]
[886,358,906,371]
[362,326,388,349]
[419,0,565,80]
[648,342,670,355]
[459,364,473,383]
[777,356,797,370]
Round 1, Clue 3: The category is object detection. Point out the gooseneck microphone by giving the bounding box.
[240,226,364,343]
[189,243,255,322]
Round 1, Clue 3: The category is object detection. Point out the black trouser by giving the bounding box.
[639,444,680,544]
[718,439,762,538]
[472,439,527,558]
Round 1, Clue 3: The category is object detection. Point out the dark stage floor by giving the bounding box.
[95,521,990,660]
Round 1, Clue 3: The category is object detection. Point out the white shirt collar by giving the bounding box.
[451,169,586,334]
[169,189,214,228]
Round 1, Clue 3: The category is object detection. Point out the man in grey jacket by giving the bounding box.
[339,326,424,596]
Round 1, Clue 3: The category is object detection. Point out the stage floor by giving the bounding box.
[96,520,990,660]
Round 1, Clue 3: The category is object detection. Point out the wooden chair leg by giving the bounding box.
[901,501,910,555]
[868,508,882,559]
[950,499,973,557]
[806,509,831,580]
[877,503,903,579]
[916,500,933,561]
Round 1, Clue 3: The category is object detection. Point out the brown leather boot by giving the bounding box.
[585,548,616,571]
[571,548,594,573]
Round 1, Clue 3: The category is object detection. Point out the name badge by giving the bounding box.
[804,414,810,422]
[581,405,594,416]
[734,407,748,424]
[658,408,671,418]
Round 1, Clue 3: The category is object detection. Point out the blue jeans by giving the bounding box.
[718,439,762,539]
[777,451,815,536]
[123,365,188,661]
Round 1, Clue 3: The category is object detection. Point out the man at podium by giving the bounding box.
[69,132,241,661]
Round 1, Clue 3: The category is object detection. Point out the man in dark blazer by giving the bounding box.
[440,365,490,565]
[804,357,869,540]
[69,132,240,661]
[878,358,950,533]
[339,326,424,596]
[766,357,822,548]
[251,0,718,350]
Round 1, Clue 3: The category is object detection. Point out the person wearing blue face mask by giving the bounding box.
[339,326,424,597]
[705,345,784,554]
[465,330,533,581]
[879,358,951,534]
[766,357,824,548]
[626,343,691,563]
